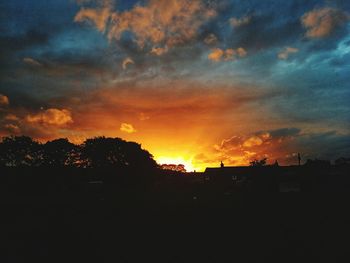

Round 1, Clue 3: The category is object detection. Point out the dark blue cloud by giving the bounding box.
[294,131,350,160]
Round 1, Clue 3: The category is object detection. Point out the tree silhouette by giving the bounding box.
[0,135,157,171]
[43,138,77,167]
[0,136,42,167]
[80,136,157,169]
[121,140,157,170]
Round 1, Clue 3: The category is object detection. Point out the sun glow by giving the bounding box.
[156,156,198,173]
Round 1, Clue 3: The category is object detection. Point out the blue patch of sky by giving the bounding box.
[0,0,78,37]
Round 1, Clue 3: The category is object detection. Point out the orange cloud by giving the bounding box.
[208,47,247,62]
[75,0,216,50]
[208,48,224,62]
[0,94,9,106]
[120,123,136,133]
[150,46,168,56]
[301,7,349,38]
[74,0,112,32]
[26,108,73,126]
[243,136,263,148]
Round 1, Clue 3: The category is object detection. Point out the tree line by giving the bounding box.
[0,136,157,169]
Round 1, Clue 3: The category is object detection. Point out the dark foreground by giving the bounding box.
[1,167,350,262]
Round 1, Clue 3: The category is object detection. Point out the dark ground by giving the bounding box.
[1,167,350,262]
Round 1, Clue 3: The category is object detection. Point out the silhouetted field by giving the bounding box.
[1,166,350,262]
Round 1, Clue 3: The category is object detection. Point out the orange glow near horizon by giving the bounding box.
[155,156,199,173]
[0,84,310,169]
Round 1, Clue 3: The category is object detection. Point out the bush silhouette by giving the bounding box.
[249,158,267,167]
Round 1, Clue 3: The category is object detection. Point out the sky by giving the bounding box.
[1,0,350,171]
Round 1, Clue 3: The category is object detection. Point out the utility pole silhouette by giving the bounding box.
[298,153,301,166]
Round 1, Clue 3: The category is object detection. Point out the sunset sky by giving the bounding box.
[1,0,350,171]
